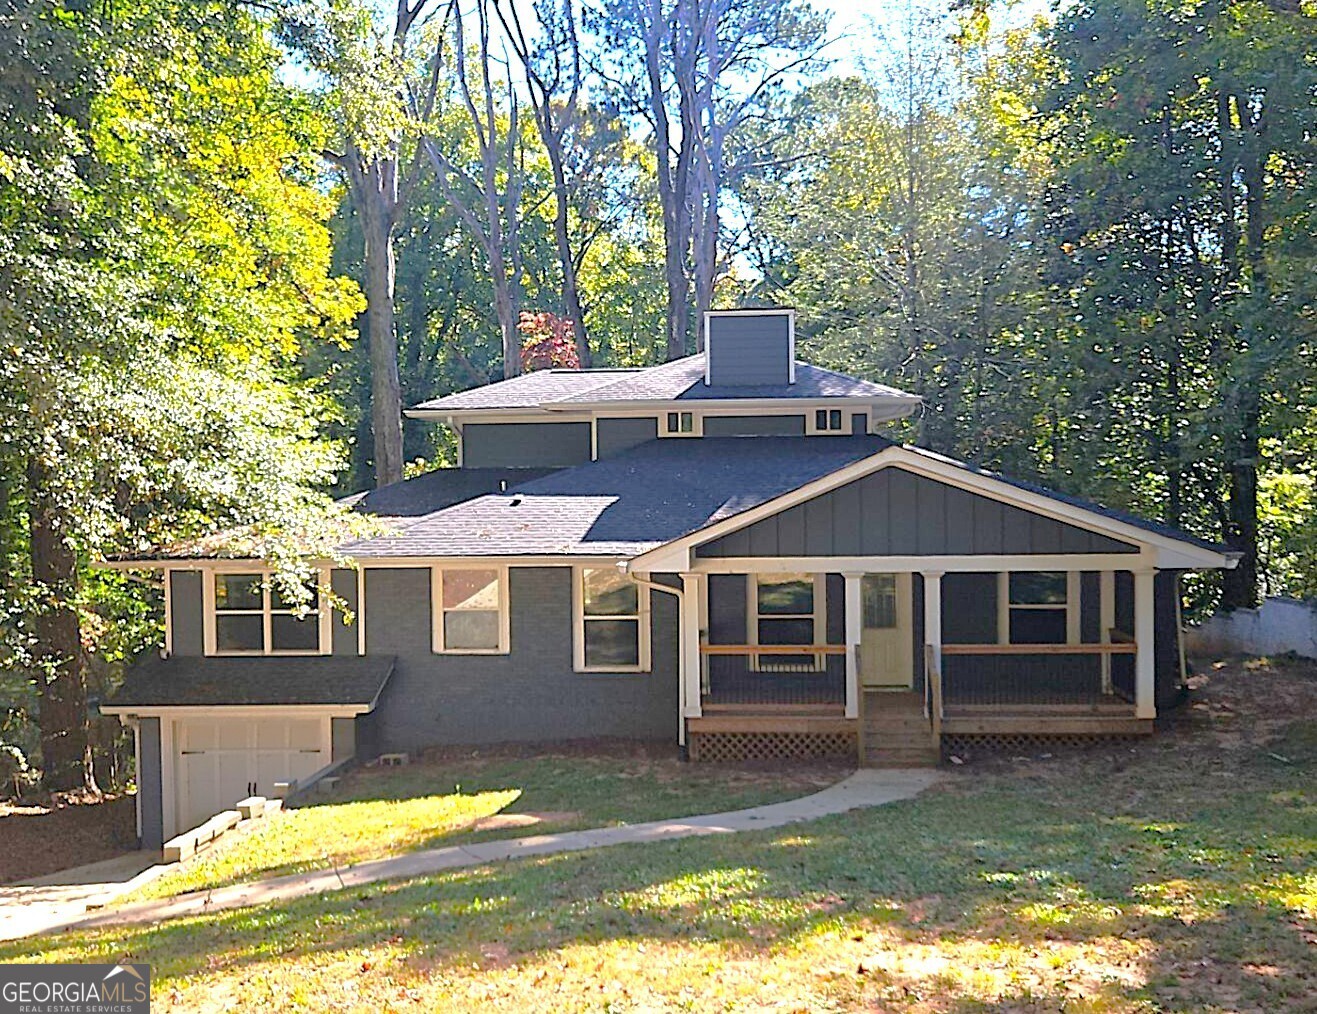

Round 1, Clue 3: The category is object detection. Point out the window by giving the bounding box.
[1003,572,1074,645]
[432,568,507,653]
[810,408,845,434]
[209,571,324,655]
[575,567,649,671]
[751,573,825,671]
[661,410,698,436]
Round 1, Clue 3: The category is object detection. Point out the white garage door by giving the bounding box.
[176,716,326,833]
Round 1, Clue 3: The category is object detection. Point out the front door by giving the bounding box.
[859,573,913,688]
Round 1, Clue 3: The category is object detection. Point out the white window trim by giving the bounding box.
[748,572,828,671]
[805,405,848,435]
[430,565,510,655]
[202,566,332,657]
[659,409,702,437]
[996,571,1081,646]
[573,565,651,673]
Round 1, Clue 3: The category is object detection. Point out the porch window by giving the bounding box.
[751,573,825,671]
[210,572,323,655]
[575,567,650,672]
[1004,571,1071,645]
[432,568,507,653]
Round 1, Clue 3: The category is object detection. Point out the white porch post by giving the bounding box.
[922,570,943,679]
[843,572,862,719]
[1134,568,1157,719]
[1099,570,1115,694]
[680,572,702,719]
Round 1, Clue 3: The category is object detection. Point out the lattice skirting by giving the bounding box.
[688,731,858,763]
[941,733,1139,757]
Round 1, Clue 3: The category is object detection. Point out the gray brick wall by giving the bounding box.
[362,566,679,752]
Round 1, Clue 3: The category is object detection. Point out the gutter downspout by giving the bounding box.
[627,570,688,748]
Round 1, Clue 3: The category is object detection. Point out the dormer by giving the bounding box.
[703,309,795,387]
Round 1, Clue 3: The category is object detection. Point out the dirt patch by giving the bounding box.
[0,793,138,884]
[418,737,682,763]
[471,810,581,832]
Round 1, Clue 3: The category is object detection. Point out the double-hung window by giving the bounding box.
[208,571,325,655]
[751,573,825,671]
[1002,572,1076,645]
[575,567,649,672]
[432,567,508,653]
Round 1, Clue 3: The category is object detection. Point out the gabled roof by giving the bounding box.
[103,656,396,710]
[337,436,896,558]
[627,442,1236,573]
[407,353,919,416]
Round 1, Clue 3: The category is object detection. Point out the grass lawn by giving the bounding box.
[7,658,1315,1012]
[124,745,847,901]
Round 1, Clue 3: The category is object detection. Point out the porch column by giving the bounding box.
[1099,570,1115,694]
[922,570,943,679]
[843,572,862,718]
[680,572,702,719]
[1134,568,1157,719]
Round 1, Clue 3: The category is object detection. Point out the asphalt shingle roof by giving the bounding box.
[339,436,896,558]
[105,656,396,709]
[410,368,639,412]
[409,354,918,414]
[349,467,557,518]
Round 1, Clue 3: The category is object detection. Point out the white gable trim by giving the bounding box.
[628,446,1235,574]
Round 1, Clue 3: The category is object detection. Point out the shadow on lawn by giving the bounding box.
[18,738,1314,1010]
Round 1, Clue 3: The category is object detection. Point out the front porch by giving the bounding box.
[676,565,1161,764]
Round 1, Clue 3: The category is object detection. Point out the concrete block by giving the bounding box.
[161,835,195,864]
[317,776,340,794]
[378,753,409,767]
[236,797,267,820]
[272,781,295,799]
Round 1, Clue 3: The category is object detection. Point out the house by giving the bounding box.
[102,309,1237,849]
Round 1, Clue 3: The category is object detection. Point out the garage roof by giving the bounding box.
[104,656,396,709]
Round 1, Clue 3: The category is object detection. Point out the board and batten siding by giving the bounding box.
[706,313,791,386]
[697,466,1139,558]
[361,566,678,752]
[462,421,591,468]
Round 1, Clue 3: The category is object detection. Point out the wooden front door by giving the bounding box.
[859,573,914,689]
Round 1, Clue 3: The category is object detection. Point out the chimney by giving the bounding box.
[703,308,795,387]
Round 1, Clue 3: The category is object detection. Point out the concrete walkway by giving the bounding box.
[0,852,170,943]
[20,768,942,941]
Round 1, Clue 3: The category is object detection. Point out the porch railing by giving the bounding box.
[939,642,1137,708]
[699,643,846,707]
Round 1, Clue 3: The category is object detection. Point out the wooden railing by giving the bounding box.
[698,643,847,707]
[940,643,1136,656]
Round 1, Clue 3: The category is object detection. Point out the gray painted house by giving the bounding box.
[103,309,1236,850]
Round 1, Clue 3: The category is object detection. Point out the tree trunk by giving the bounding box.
[1221,397,1260,609]
[359,184,404,488]
[26,455,95,794]
[548,153,591,367]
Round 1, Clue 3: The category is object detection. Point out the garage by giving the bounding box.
[101,655,397,847]
[174,715,328,832]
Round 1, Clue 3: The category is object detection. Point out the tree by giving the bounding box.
[0,0,362,790]
[600,0,828,359]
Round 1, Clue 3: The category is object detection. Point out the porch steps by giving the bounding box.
[861,691,939,767]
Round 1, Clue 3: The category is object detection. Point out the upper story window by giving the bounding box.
[432,567,508,654]
[1002,572,1076,645]
[809,408,846,434]
[661,410,700,437]
[574,566,650,672]
[207,571,325,656]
